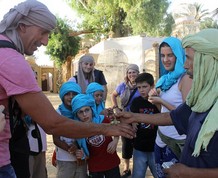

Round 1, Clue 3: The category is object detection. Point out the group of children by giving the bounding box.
[53,71,158,178]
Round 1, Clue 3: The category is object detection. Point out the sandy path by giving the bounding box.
[45,92,153,178]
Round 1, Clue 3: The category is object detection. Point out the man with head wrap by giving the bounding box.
[117,28,218,178]
[0,1,135,177]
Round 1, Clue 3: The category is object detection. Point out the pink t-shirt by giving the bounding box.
[0,35,41,167]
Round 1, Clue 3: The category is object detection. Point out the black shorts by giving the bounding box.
[121,136,134,159]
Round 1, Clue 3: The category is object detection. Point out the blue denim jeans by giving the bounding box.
[0,164,17,178]
[132,149,157,178]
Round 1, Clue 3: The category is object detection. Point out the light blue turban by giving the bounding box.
[86,82,105,115]
[59,82,82,101]
[71,94,104,123]
[71,94,104,158]
[156,37,186,91]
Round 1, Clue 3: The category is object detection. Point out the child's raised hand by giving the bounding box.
[68,142,78,154]
[148,88,160,97]
[132,123,138,132]
[107,139,118,154]
[75,149,84,159]
[148,95,164,106]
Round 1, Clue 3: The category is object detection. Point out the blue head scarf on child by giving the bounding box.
[71,94,104,158]
[58,82,82,119]
[86,82,105,115]
[156,37,186,91]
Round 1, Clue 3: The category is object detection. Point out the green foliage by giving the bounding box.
[46,17,81,67]
[123,0,170,36]
[67,0,172,38]
[200,17,218,29]
[158,13,175,36]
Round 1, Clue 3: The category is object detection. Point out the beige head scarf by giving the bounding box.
[0,0,56,54]
[182,28,218,157]
[77,55,95,93]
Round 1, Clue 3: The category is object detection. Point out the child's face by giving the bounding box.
[63,92,78,109]
[77,106,92,122]
[93,91,103,105]
[136,81,153,99]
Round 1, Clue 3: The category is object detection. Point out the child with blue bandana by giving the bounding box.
[72,94,121,178]
[53,82,88,178]
[86,82,114,120]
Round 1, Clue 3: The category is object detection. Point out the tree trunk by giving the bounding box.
[62,56,72,82]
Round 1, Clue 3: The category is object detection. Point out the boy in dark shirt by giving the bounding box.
[130,73,159,178]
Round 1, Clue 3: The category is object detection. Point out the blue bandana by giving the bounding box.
[156,37,186,91]
[58,82,81,119]
[59,82,82,101]
[86,82,105,115]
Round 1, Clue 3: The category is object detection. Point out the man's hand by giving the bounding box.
[115,111,136,124]
[163,163,189,178]
[103,122,135,139]
[0,105,6,133]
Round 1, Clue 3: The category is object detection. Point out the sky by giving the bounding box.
[169,0,217,13]
[0,0,217,66]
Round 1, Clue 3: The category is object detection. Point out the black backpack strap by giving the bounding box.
[8,97,30,154]
[0,40,17,50]
[8,97,23,135]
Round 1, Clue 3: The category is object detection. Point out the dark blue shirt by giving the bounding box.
[170,103,218,168]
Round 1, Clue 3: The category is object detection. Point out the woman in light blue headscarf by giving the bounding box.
[148,37,192,178]
[86,82,105,115]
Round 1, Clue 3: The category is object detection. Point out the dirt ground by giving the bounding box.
[45,92,153,178]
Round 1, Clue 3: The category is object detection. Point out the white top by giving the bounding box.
[155,76,186,147]
[28,124,47,152]
[55,109,77,162]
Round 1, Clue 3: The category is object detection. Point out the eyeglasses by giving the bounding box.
[77,107,91,116]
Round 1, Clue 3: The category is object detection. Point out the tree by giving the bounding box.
[123,0,171,36]
[46,17,81,87]
[67,0,172,38]
[46,17,80,67]
[212,8,218,17]
[200,17,218,29]
[179,3,209,21]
